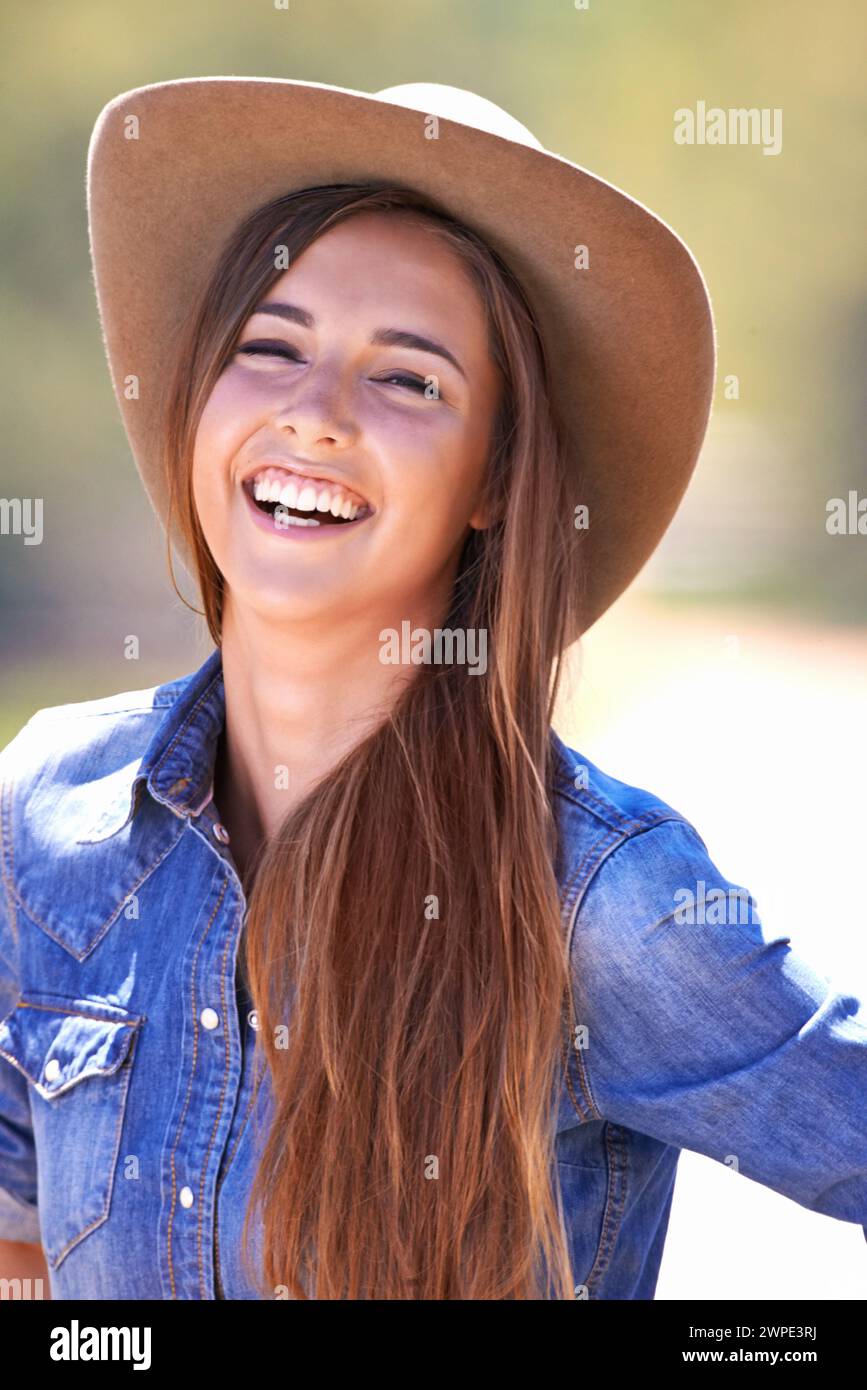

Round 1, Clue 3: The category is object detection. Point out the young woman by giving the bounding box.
[0,79,864,1301]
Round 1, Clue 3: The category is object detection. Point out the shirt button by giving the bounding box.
[213,822,231,844]
[44,1058,61,1082]
[200,1007,220,1030]
[179,1186,195,1209]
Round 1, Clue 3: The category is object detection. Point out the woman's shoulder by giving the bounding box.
[548,729,743,937]
[0,667,199,888]
[550,731,774,1035]
[0,664,208,957]
[550,728,713,859]
[0,671,190,792]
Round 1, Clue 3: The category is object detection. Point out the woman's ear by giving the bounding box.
[468,470,506,530]
[468,494,505,530]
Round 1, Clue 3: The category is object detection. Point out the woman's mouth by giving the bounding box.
[241,466,374,538]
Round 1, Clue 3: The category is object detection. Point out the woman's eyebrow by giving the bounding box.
[250,301,466,379]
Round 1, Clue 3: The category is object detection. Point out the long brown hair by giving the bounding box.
[160,183,584,1298]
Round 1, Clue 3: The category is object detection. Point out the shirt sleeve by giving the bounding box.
[0,731,42,1243]
[569,817,867,1240]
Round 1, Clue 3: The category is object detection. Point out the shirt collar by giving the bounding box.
[78,646,225,845]
[78,645,575,846]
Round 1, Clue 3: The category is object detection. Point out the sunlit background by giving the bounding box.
[2,0,865,1299]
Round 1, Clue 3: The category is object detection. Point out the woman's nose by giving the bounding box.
[273,357,358,449]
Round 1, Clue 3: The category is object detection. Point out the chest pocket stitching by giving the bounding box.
[0,997,143,1269]
[9,824,186,963]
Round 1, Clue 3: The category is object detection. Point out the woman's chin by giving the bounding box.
[222,563,364,627]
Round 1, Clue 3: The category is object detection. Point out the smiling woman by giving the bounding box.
[2,76,864,1306]
[155,180,583,1298]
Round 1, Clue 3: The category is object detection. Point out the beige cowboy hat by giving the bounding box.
[86,76,716,641]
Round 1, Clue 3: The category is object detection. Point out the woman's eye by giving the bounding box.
[377,372,429,394]
[237,341,302,362]
[236,346,431,396]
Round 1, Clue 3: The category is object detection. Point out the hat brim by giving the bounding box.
[87,76,716,641]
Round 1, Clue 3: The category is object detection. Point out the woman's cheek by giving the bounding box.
[193,377,261,484]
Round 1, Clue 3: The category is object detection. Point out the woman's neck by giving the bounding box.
[210,591,440,870]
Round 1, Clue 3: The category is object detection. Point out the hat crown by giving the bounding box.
[373,82,544,151]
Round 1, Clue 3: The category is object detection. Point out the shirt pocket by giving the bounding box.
[0,992,143,1270]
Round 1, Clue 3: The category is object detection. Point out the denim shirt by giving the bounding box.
[1,645,865,1300]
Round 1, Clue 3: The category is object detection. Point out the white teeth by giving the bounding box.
[250,470,369,520]
[295,484,318,511]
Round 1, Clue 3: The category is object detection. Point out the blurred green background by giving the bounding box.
[1,0,865,744]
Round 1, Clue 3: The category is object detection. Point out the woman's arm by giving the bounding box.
[568,817,867,1233]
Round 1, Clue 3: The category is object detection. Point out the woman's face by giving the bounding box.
[192,210,502,630]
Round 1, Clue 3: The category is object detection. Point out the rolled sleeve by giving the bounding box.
[570,818,867,1234]
[0,735,41,1244]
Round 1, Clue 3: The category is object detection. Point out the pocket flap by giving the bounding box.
[0,994,142,1099]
